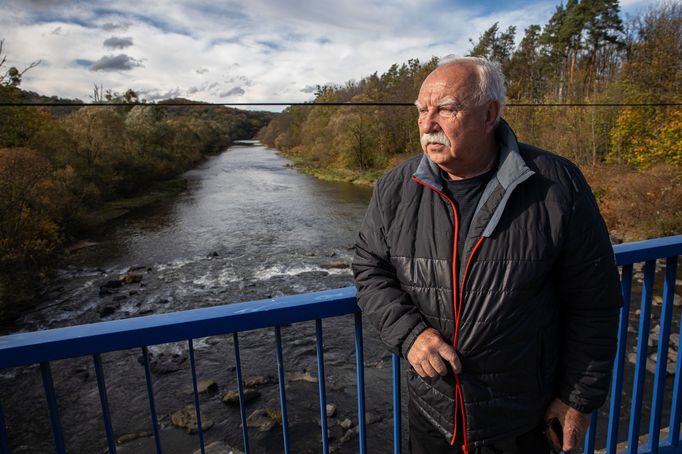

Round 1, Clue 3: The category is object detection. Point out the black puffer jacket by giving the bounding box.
[352,120,622,449]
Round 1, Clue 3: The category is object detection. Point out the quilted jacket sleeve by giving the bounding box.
[352,182,429,359]
[555,165,623,413]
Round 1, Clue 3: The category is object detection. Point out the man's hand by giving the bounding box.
[544,398,590,452]
[406,328,461,378]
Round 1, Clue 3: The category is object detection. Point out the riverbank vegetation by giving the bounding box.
[0,47,274,315]
[259,1,681,242]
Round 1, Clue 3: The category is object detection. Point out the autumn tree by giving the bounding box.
[609,1,682,167]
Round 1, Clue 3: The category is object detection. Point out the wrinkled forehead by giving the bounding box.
[417,65,478,106]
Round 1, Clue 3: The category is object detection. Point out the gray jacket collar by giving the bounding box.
[412,118,535,238]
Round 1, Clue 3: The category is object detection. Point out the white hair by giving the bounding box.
[438,55,506,122]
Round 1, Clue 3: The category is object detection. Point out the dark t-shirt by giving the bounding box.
[442,166,496,282]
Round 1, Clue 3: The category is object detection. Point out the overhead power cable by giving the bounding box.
[0,101,680,107]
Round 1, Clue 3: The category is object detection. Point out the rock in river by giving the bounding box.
[222,389,260,404]
[246,409,277,432]
[193,441,244,454]
[171,405,214,434]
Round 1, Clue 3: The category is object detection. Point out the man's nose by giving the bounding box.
[420,112,441,133]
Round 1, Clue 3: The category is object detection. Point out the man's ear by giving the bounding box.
[484,100,500,134]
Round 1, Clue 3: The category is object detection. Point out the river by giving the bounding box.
[1,141,406,454]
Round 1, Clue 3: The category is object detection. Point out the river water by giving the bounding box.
[1,142,679,453]
[1,141,408,454]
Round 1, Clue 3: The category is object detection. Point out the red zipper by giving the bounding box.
[412,175,485,454]
[454,235,485,454]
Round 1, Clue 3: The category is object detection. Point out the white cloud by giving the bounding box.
[1,0,643,110]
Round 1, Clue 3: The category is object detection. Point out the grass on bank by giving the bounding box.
[81,178,188,228]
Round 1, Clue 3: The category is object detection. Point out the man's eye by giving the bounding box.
[439,107,455,116]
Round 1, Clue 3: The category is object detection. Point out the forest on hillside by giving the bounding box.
[0,50,274,313]
[259,1,681,242]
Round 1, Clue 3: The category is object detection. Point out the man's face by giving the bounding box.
[416,64,493,172]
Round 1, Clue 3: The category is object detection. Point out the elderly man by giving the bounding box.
[352,57,622,454]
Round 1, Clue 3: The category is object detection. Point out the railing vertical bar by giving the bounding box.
[583,410,598,454]
[93,354,117,454]
[232,333,251,454]
[0,401,10,454]
[315,319,330,454]
[606,264,633,454]
[392,353,401,454]
[627,260,656,454]
[141,346,163,454]
[668,256,682,447]
[649,257,678,452]
[188,339,206,454]
[274,326,291,454]
[354,311,367,454]
[40,362,66,454]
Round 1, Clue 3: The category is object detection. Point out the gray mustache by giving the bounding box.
[421,132,451,148]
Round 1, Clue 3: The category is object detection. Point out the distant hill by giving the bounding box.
[6,90,276,139]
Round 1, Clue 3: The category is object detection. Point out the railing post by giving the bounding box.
[141,346,163,454]
[649,257,678,452]
[93,354,117,454]
[40,362,66,454]
[188,339,206,454]
[354,311,367,454]
[669,258,682,448]
[232,333,251,454]
[274,326,291,454]
[627,260,657,454]
[392,353,401,454]
[315,319,330,454]
[583,410,598,454]
[606,264,633,454]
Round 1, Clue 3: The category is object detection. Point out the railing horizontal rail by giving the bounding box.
[0,287,356,368]
[613,235,682,266]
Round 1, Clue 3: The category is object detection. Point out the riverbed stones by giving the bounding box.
[243,375,275,387]
[121,272,144,284]
[99,304,119,317]
[192,441,244,454]
[246,409,277,431]
[138,351,187,374]
[171,405,214,434]
[320,261,349,270]
[116,431,152,445]
[197,380,218,394]
[222,389,260,404]
[339,418,353,430]
[286,371,317,383]
[326,403,337,417]
[101,279,123,289]
[340,426,358,443]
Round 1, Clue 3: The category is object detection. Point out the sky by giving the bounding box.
[1,0,654,110]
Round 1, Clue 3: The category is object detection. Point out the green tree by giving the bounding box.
[469,23,517,72]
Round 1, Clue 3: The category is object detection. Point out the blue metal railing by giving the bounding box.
[0,235,681,454]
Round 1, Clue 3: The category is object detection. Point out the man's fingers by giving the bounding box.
[428,353,448,376]
[438,344,461,374]
[562,425,579,452]
[407,328,461,377]
[420,360,439,378]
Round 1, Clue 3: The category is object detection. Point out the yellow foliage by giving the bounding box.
[610,107,682,169]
